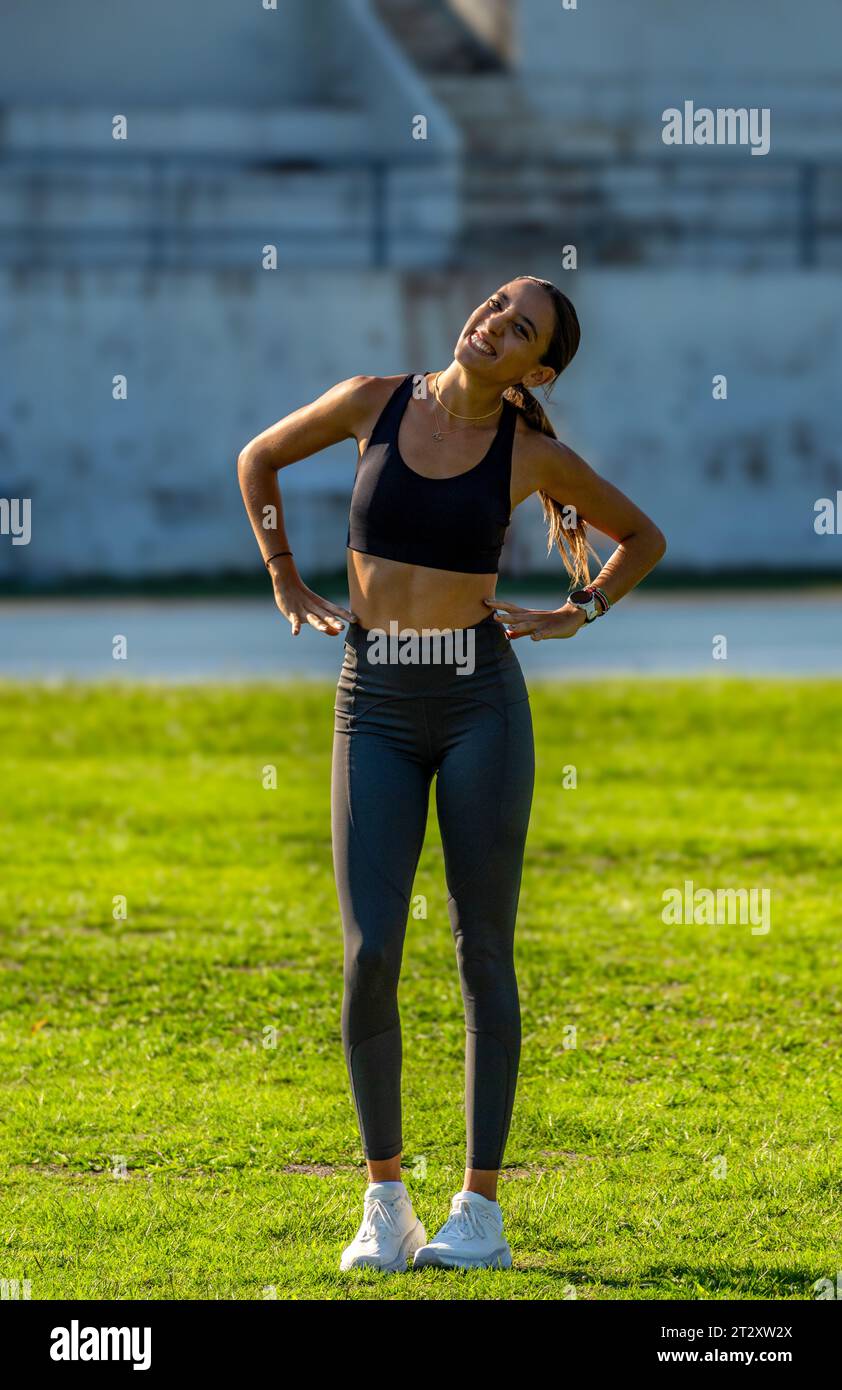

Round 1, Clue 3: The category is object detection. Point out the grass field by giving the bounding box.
[0,678,839,1301]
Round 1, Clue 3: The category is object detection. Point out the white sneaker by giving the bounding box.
[413,1190,512,1270]
[340,1181,427,1273]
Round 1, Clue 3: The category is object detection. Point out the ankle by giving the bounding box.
[366,1178,407,1198]
[462,1168,499,1203]
[458,1188,501,1212]
[462,1183,499,1203]
[367,1156,403,1184]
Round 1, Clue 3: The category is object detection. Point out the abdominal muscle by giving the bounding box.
[347,549,497,632]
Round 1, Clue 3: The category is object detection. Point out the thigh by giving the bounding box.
[434,670,535,936]
[332,674,434,950]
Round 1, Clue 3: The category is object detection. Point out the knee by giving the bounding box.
[457,943,518,1007]
[346,938,400,998]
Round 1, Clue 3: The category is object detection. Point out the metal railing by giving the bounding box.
[1,148,839,268]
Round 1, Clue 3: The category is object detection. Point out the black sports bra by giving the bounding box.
[346,372,518,575]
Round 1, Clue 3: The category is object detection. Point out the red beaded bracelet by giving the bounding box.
[586,584,610,614]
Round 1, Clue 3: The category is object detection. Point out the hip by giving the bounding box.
[334,613,530,733]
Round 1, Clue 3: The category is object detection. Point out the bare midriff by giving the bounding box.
[346,549,497,632]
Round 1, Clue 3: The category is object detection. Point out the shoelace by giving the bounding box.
[358,1197,402,1243]
[438,1198,495,1243]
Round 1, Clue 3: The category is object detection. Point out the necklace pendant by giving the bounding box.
[432,430,443,442]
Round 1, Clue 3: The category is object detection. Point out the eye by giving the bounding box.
[487,296,528,338]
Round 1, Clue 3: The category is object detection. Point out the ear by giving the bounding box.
[522,364,556,391]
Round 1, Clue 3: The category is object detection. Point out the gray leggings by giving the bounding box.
[331,613,535,1170]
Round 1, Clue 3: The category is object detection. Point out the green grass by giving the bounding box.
[0,678,839,1301]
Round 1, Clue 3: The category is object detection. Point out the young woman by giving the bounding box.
[238,275,667,1274]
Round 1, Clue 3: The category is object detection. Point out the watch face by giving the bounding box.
[569,589,591,604]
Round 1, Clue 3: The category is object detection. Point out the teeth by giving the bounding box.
[470,331,495,356]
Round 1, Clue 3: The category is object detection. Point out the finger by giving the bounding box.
[306,610,346,636]
[308,609,343,628]
[499,624,538,642]
[502,616,541,635]
[306,595,355,621]
[319,600,358,622]
[485,598,529,615]
[311,603,355,627]
[304,611,339,634]
[318,613,348,633]
[491,608,533,627]
[290,615,301,637]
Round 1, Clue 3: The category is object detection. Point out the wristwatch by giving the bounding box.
[567,586,608,623]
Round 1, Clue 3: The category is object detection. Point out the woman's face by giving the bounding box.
[454,279,557,389]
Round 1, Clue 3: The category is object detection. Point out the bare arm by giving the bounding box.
[536,434,667,603]
[237,375,377,636]
[489,433,667,640]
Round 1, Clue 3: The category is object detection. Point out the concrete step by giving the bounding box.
[371,0,503,74]
[428,73,557,154]
[431,71,842,157]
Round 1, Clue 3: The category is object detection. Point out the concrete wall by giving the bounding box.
[0,0,332,105]
[0,0,461,155]
[1,267,839,582]
[0,0,463,271]
[516,0,842,155]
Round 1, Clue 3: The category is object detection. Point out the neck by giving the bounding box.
[433,363,509,418]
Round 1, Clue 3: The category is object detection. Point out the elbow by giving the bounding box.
[238,443,275,479]
[237,444,259,480]
[650,526,667,560]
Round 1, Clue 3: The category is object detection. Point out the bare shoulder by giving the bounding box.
[314,373,383,429]
[346,372,411,447]
[352,373,408,409]
[240,372,412,469]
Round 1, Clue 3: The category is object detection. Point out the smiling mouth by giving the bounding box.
[467,329,496,357]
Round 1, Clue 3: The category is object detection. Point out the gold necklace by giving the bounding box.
[431,372,503,443]
[433,372,503,419]
[431,400,468,442]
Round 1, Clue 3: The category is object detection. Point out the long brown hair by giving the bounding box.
[502,275,598,587]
